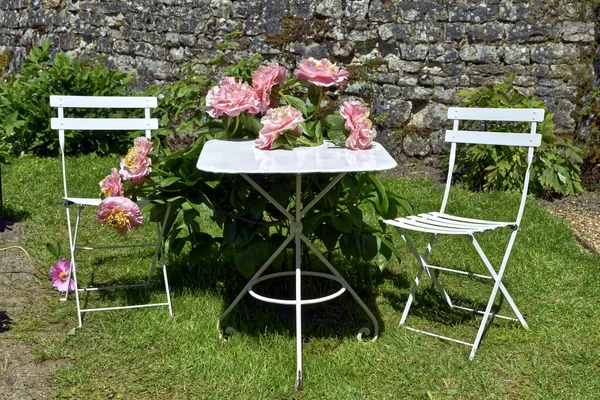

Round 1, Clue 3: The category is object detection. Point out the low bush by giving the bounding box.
[455,76,584,198]
[0,39,133,157]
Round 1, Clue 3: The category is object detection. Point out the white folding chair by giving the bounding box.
[50,95,173,327]
[384,107,544,359]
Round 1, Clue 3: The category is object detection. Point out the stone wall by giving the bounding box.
[0,0,598,157]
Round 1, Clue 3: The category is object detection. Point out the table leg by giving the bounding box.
[217,233,295,336]
[294,175,303,391]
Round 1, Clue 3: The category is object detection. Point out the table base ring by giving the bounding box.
[248,271,347,305]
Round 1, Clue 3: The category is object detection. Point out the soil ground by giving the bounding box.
[0,221,65,400]
[0,156,598,398]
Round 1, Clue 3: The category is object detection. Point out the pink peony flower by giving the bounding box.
[252,63,286,113]
[49,258,76,292]
[293,58,349,87]
[255,106,304,150]
[206,77,261,118]
[340,100,377,150]
[345,127,377,150]
[99,168,124,197]
[97,196,143,235]
[120,137,153,185]
[340,100,373,132]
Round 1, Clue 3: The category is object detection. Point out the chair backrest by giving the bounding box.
[441,107,544,225]
[50,95,158,200]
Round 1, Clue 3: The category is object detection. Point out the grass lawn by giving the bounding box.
[2,154,600,399]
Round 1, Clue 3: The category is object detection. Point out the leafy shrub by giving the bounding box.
[455,76,584,197]
[0,39,133,157]
[147,57,411,278]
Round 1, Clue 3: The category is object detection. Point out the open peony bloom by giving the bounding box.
[49,258,76,292]
[252,63,286,113]
[120,137,152,185]
[97,196,143,235]
[340,100,377,150]
[206,77,261,118]
[345,127,377,150]
[255,106,304,150]
[293,58,349,87]
[99,168,124,197]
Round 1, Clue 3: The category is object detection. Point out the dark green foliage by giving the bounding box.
[146,58,411,278]
[456,76,584,197]
[0,39,133,157]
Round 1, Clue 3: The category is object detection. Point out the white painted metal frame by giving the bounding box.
[384,107,544,359]
[50,95,172,327]
[219,173,378,391]
[197,140,396,391]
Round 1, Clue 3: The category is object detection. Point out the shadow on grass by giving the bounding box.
[0,310,12,333]
[0,205,29,232]
[381,269,514,345]
[166,249,388,342]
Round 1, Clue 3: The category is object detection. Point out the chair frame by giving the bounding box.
[384,107,544,359]
[50,95,172,327]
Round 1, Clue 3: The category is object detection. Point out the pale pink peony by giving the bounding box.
[255,131,277,150]
[120,137,153,185]
[340,100,373,132]
[340,100,377,150]
[345,127,376,150]
[293,58,349,87]
[206,77,261,118]
[252,63,286,113]
[255,106,304,150]
[99,168,124,197]
[97,196,143,235]
[49,258,76,292]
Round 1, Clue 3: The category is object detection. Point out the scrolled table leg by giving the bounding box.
[357,327,371,342]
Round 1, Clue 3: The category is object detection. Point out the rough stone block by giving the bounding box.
[445,23,466,43]
[400,44,429,61]
[139,58,170,80]
[562,21,595,43]
[504,45,530,65]
[373,88,412,129]
[428,44,459,63]
[459,44,501,63]
[466,22,505,42]
[378,23,412,42]
[316,0,342,18]
[403,133,431,157]
[290,0,311,18]
[499,3,533,22]
[407,102,447,131]
[506,22,554,42]
[344,0,369,20]
[531,43,580,65]
[543,98,576,131]
[397,75,419,86]
[415,24,442,43]
[449,4,497,23]
[368,0,396,22]
[398,2,448,21]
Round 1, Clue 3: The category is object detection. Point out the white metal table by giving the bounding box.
[196,139,397,390]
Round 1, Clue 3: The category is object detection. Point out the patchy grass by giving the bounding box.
[2,155,600,399]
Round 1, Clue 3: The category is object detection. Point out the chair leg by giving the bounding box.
[159,204,173,316]
[64,204,84,327]
[399,230,454,308]
[470,235,528,329]
[400,264,424,325]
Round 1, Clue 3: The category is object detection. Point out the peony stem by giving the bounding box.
[305,87,323,123]
[231,115,240,137]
